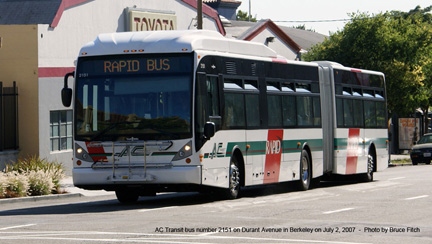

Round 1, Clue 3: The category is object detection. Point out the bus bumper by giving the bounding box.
[72,166,202,188]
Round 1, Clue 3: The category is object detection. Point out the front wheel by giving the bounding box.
[115,189,139,204]
[222,157,241,199]
[298,150,311,191]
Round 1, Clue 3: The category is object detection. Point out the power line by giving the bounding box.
[273,18,351,23]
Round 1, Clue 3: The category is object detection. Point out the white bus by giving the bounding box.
[61,30,389,203]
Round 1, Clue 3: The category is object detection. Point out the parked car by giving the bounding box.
[410,133,432,165]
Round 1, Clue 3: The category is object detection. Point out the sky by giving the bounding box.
[236,0,432,35]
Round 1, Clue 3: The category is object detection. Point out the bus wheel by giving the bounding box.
[298,150,311,191]
[115,189,139,204]
[225,157,241,199]
[362,154,374,182]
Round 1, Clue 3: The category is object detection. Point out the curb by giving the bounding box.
[389,163,412,167]
[0,193,83,205]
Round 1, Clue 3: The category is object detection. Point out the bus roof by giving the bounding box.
[314,61,385,77]
[79,30,280,59]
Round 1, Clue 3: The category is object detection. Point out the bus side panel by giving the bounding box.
[334,128,366,175]
[334,128,388,175]
[245,129,267,186]
[365,129,389,172]
[282,128,324,180]
[200,130,246,189]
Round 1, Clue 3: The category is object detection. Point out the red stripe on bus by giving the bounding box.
[264,129,284,184]
[272,58,288,64]
[85,142,108,162]
[346,128,360,174]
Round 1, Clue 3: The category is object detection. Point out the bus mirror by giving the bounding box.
[62,72,74,107]
[204,122,215,139]
[62,88,73,107]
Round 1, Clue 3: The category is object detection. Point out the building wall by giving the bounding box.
[36,0,221,174]
[249,29,298,60]
[0,25,39,159]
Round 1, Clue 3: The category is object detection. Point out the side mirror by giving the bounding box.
[62,71,75,107]
[62,88,73,107]
[204,122,215,139]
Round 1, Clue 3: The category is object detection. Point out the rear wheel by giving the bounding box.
[298,150,311,191]
[362,154,374,182]
[115,189,139,204]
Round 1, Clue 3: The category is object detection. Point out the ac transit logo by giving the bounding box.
[266,137,282,155]
[209,143,225,159]
[115,146,146,157]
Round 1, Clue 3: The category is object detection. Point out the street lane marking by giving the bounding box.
[323,208,355,215]
[0,224,36,231]
[405,195,429,201]
[138,206,178,212]
[0,230,373,244]
[388,177,406,181]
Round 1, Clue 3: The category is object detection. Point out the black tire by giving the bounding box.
[223,156,241,199]
[115,189,139,204]
[412,160,418,165]
[298,150,311,191]
[426,160,431,165]
[362,154,374,182]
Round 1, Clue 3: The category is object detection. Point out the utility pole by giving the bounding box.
[249,0,251,22]
[197,0,203,29]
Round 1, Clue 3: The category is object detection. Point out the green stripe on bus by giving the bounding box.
[334,137,388,150]
[226,139,323,157]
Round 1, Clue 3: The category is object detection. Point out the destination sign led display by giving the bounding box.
[77,55,192,78]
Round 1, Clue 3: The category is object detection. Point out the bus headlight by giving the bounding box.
[172,141,192,161]
[75,144,93,162]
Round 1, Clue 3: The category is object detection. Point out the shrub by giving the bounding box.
[0,171,29,198]
[5,156,65,194]
[27,170,55,196]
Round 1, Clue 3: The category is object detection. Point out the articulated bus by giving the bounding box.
[61,30,389,203]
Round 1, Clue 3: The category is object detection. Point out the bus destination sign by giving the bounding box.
[78,55,192,77]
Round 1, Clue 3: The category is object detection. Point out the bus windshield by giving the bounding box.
[75,54,193,141]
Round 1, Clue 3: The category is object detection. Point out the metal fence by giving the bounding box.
[0,81,18,151]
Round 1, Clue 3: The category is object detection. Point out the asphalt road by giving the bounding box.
[0,164,431,244]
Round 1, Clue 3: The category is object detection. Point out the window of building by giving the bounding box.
[50,110,72,151]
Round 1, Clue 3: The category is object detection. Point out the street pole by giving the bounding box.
[249,0,251,22]
[197,0,203,29]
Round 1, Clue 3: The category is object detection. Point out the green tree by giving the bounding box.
[304,6,432,127]
[236,10,257,22]
[293,24,315,32]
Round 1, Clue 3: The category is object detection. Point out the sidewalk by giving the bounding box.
[389,154,412,167]
[390,154,411,161]
[61,176,115,197]
[0,176,114,205]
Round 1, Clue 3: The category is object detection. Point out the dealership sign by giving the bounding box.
[129,10,177,32]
